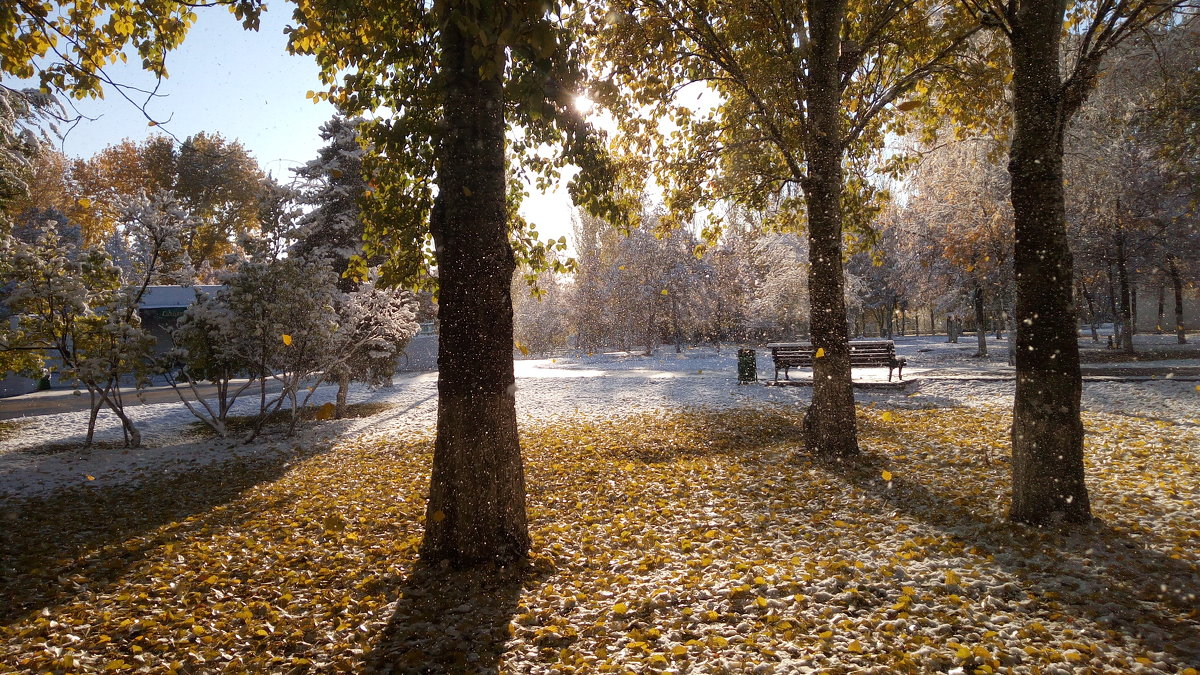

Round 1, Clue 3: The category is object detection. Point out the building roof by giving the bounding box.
[138,285,222,310]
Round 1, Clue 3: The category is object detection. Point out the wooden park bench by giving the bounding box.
[767,340,907,382]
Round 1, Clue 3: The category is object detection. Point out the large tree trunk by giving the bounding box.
[1007,2,1091,525]
[1167,254,1187,344]
[973,283,988,357]
[422,10,530,566]
[800,0,858,458]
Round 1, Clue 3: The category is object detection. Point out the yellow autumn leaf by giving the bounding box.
[945,569,960,585]
[515,340,530,356]
[661,289,669,295]
[896,99,922,111]
[672,645,688,657]
[282,334,293,346]
[818,630,833,639]
[77,197,92,208]
[86,474,95,481]
[847,639,863,653]
[814,347,826,358]
[881,411,895,422]
[432,510,446,522]
[956,646,971,660]
[881,470,893,481]
[314,402,335,420]
[612,602,629,615]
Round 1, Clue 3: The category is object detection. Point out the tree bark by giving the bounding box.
[800,0,858,458]
[421,9,530,566]
[1007,1,1091,525]
[973,283,988,357]
[1167,255,1187,344]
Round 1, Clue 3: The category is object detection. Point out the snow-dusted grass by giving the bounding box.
[2,337,1198,500]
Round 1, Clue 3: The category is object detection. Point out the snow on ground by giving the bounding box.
[1,335,1197,501]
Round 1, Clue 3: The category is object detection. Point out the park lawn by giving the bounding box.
[2,406,1198,673]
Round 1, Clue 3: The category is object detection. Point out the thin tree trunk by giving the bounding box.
[1156,282,1165,334]
[1106,263,1120,341]
[800,0,857,458]
[1167,255,1186,344]
[421,9,529,566]
[1115,219,1134,353]
[1131,285,1138,336]
[1080,280,1099,342]
[973,283,988,357]
[1007,2,1090,525]
[335,371,351,419]
[86,388,100,447]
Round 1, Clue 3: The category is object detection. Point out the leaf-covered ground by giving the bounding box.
[2,405,1198,674]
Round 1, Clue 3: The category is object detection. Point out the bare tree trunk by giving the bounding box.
[1080,281,1099,342]
[85,388,101,447]
[1106,263,1120,341]
[1115,219,1135,353]
[1167,255,1187,344]
[1156,282,1165,334]
[1131,285,1138,336]
[335,371,351,419]
[800,0,858,458]
[421,9,529,565]
[973,283,988,357]
[1006,2,1090,525]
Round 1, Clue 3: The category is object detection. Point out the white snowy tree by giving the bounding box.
[290,115,369,288]
[0,225,157,446]
[326,277,420,418]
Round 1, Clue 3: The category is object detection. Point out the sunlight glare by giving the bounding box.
[573,94,595,115]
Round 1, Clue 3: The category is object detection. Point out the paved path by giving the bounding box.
[0,380,289,420]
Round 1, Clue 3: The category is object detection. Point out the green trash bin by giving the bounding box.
[737,348,757,383]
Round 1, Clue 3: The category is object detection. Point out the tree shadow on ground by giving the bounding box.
[363,560,548,674]
[801,446,1200,662]
[0,439,335,624]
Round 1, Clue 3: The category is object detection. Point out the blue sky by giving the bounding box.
[41,4,577,244]
[53,5,334,178]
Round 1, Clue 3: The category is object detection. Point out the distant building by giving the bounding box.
[138,286,222,353]
[0,285,221,398]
